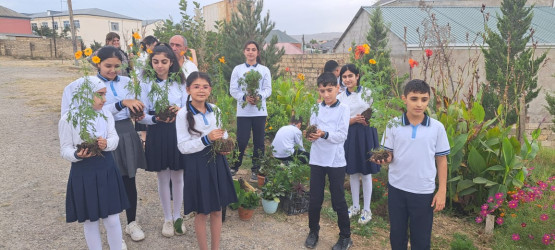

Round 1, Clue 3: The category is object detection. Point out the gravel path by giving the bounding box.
[0,58,374,250]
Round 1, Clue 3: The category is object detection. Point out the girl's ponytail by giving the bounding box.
[185,94,202,136]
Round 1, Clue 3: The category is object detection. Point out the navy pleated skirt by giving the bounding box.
[144,116,183,172]
[344,123,381,175]
[113,119,147,178]
[182,146,238,215]
[66,151,129,223]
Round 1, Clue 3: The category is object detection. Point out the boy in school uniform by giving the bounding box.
[271,116,309,164]
[305,72,352,250]
[373,79,450,250]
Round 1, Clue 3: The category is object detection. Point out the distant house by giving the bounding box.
[265,29,303,54]
[202,0,241,32]
[26,8,143,46]
[319,38,338,53]
[0,5,33,36]
[142,19,163,38]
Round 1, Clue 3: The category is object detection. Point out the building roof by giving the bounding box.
[320,38,338,50]
[142,19,163,27]
[0,5,30,19]
[265,30,300,44]
[26,8,140,21]
[335,6,555,50]
[274,43,303,54]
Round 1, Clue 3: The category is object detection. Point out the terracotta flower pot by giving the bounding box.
[257,174,265,187]
[238,206,255,221]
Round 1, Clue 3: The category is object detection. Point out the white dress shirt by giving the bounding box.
[229,63,272,117]
[176,102,228,154]
[271,125,305,158]
[337,86,373,118]
[182,60,198,79]
[99,74,136,121]
[308,101,350,167]
[59,109,119,162]
[138,79,188,125]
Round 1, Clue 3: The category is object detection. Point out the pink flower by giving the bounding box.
[538,181,548,190]
[475,217,483,223]
[497,199,504,205]
[496,217,504,225]
[481,204,489,210]
[540,214,549,221]
[550,185,555,191]
[487,197,494,203]
[508,200,519,209]
[480,210,488,217]
[542,234,551,245]
[495,192,504,200]
[512,234,520,241]
[552,204,555,210]
[529,234,535,240]
[521,222,527,227]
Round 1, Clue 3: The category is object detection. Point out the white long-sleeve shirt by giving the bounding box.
[337,85,373,118]
[59,109,119,162]
[271,125,305,158]
[60,76,105,116]
[182,60,198,79]
[138,79,188,125]
[308,100,350,167]
[176,102,228,154]
[229,63,272,117]
[99,74,137,121]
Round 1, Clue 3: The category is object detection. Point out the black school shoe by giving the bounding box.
[332,236,353,250]
[304,230,319,249]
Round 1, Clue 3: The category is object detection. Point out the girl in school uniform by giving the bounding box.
[229,40,272,180]
[336,63,381,225]
[176,72,238,250]
[138,44,188,237]
[59,77,129,250]
[95,46,148,241]
[135,36,159,143]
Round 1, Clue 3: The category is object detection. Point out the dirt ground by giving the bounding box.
[0,57,489,250]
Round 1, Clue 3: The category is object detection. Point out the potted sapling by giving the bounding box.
[260,180,287,214]
[238,70,263,110]
[147,72,182,121]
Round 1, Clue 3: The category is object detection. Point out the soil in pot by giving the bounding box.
[369,149,391,162]
[361,108,373,122]
[305,125,318,140]
[129,107,144,120]
[238,206,254,221]
[76,141,102,157]
[214,138,235,154]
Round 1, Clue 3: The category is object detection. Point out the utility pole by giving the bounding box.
[47,10,57,58]
[67,0,78,65]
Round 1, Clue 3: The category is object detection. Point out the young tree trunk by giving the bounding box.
[518,94,526,144]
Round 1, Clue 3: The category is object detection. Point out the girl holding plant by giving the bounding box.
[138,44,187,237]
[95,46,148,241]
[336,63,380,225]
[176,72,237,250]
[59,77,129,250]
[229,40,272,180]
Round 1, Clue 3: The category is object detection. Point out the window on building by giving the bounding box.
[111,22,119,31]
[73,20,80,29]
[41,22,48,28]
[32,23,38,30]
[63,21,70,28]
[53,22,58,30]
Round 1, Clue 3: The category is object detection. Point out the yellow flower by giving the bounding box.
[348,47,352,52]
[369,59,376,65]
[91,56,100,64]
[128,43,133,47]
[83,48,93,56]
[219,56,226,64]
[189,56,193,61]
[297,73,305,81]
[363,44,370,54]
[137,52,141,56]
[147,48,153,54]
[74,50,83,59]
[269,126,273,130]
[140,45,144,49]
[132,32,141,40]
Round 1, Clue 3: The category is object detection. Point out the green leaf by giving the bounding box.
[459,187,477,196]
[471,102,485,123]
[484,165,505,172]
[448,176,462,183]
[468,147,487,174]
[502,138,514,167]
[512,178,524,188]
[473,177,489,184]
[531,128,541,140]
[456,179,475,193]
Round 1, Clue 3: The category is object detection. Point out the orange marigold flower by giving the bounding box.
[91,56,101,64]
[297,73,305,81]
[500,213,505,217]
[369,59,377,65]
[83,48,93,56]
[147,48,153,54]
[511,213,517,218]
[128,43,133,48]
[219,56,226,64]
[269,126,273,130]
[180,50,186,56]
[348,47,352,52]
[74,50,83,59]
[189,56,193,61]
[362,44,370,54]
[132,32,141,40]
[409,58,419,68]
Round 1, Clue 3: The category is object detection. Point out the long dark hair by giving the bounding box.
[140,36,158,52]
[144,43,185,84]
[243,40,261,64]
[339,63,361,86]
[185,72,213,136]
[97,46,123,63]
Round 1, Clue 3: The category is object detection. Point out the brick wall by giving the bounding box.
[0,36,79,59]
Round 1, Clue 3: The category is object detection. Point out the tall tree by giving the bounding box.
[220,0,284,80]
[365,7,392,74]
[481,0,547,132]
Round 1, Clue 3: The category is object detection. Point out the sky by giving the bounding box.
[1,0,378,35]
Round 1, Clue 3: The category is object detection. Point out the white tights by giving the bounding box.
[157,169,184,221]
[83,214,122,250]
[350,173,373,212]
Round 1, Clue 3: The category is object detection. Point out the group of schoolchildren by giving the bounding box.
[58,31,450,250]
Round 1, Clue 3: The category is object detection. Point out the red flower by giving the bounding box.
[512,234,520,241]
[409,58,419,68]
[540,214,549,221]
[521,222,527,227]
[354,45,365,60]
[285,67,290,72]
[425,49,433,57]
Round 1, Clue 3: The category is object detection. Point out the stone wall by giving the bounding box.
[278,53,350,86]
[0,36,79,59]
